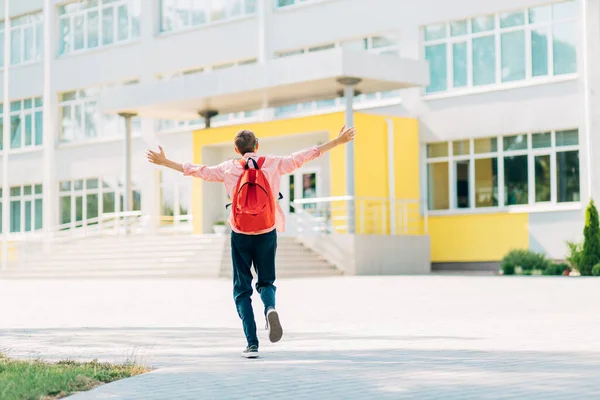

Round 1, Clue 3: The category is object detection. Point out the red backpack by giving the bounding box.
[231,157,276,233]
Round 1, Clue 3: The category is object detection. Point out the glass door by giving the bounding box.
[281,169,321,235]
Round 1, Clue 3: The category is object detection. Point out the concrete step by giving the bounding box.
[9,262,220,271]
[0,267,340,279]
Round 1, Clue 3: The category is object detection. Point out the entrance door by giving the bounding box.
[279,169,321,235]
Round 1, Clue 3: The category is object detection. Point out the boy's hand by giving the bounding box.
[337,125,357,144]
[146,145,168,166]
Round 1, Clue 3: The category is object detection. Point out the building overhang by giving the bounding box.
[97,48,429,120]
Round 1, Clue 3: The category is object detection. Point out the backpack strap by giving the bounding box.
[244,158,259,170]
[257,157,266,169]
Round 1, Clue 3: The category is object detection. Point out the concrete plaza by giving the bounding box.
[1,276,599,399]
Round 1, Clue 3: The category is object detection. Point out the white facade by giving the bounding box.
[0,0,597,256]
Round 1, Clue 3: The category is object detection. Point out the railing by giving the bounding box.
[4,211,149,268]
[290,196,427,236]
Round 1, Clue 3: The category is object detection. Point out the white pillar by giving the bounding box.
[386,118,396,235]
[257,0,271,119]
[1,0,11,269]
[138,0,161,232]
[257,0,268,64]
[337,77,361,234]
[120,113,135,235]
[42,0,57,246]
[582,0,600,203]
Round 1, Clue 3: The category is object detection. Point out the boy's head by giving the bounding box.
[234,129,258,155]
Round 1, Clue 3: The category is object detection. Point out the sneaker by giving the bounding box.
[241,345,259,359]
[266,308,283,343]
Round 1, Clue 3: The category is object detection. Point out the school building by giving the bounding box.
[1,0,599,273]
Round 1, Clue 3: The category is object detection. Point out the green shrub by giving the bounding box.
[580,200,600,276]
[543,263,570,276]
[502,264,515,275]
[566,241,583,271]
[592,264,600,277]
[501,249,552,275]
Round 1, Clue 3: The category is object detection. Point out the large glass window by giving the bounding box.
[475,158,498,207]
[426,129,580,211]
[59,85,139,143]
[504,155,528,205]
[455,160,470,208]
[1,97,43,151]
[425,44,448,92]
[6,184,43,233]
[423,0,577,94]
[59,0,141,55]
[160,0,256,33]
[59,177,141,230]
[276,0,320,8]
[0,12,44,67]
[427,162,449,210]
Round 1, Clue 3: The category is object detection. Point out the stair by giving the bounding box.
[219,236,343,278]
[0,233,342,279]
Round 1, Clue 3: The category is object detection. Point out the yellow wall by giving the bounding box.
[428,213,529,262]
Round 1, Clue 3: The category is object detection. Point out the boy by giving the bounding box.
[146,125,357,358]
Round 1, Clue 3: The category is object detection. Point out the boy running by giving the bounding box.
[146,124,357,358]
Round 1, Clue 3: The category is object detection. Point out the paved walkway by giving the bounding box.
[1,276,600,399]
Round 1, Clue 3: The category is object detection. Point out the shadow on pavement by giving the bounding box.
[3,327,600,399]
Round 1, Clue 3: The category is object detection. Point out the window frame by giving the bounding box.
[422,1,578,96]
[5,184,43,234]
[159,0,257,34]
[2,97,44,152]
[0,12,44,68]
[58,177,141,230]
[58,84,140,144]
[58,0,141,56]
[425,129,581,215]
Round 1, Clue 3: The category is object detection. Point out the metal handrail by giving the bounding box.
[291,196,428,235]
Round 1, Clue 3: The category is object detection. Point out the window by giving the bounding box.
[426,129,580,211]
[423,0,577,94]
[0,12,44,67]
[59,0,141,55]
[427,162,449,210]
[0,98,43,151]
[276,0,320,8]
[59,177,141,230]
[5,184,43,233]
[59,85,140,143]
[160,0,256,33]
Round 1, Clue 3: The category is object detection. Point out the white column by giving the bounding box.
[337,77,361,234]
[120,113,135,235]
[258,0,271,119]
[1,0,11,269]
[582,0,600,203]
[257,0,268,63]
[138,0,161,232]
[42,0,57,245]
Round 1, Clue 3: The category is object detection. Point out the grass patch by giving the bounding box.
[0,353,149,400]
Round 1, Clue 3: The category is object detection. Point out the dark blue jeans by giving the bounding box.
[231,229,277,347]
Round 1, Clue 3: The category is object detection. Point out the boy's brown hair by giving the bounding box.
[235,130,257,155]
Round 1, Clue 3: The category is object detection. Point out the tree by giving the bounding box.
[580,200,600,276]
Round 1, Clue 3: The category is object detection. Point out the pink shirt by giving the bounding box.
[183,146,322,235]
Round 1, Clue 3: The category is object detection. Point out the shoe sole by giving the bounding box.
[267,310,283,343]
[241,352,259,359]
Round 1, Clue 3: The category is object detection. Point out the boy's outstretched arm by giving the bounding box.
[146,146,184,172]
[146,146,225,182]
[277,125,357,175]
[317,125,357,154]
